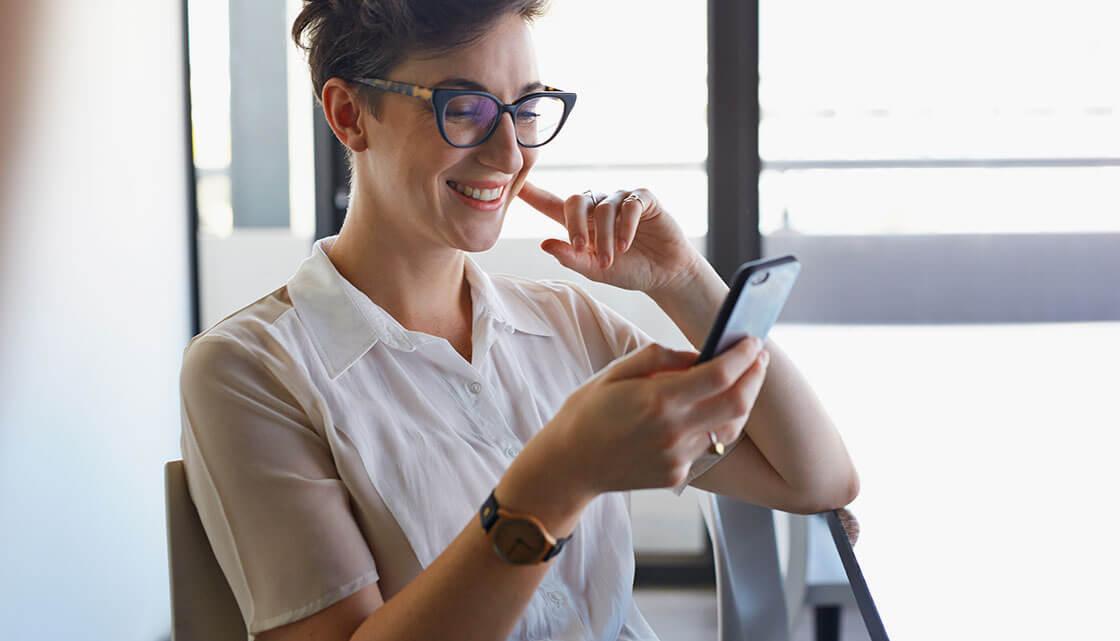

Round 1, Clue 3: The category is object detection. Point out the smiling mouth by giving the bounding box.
[446,180,505,203]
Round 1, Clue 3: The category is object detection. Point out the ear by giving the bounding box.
[321,78,369,153]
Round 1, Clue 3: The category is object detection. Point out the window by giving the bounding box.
[187,0,317,329]
[758,1,1120,636]
[760,0,1120,237]
[501,0,709,239]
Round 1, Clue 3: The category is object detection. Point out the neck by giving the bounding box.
[325,194,471,338]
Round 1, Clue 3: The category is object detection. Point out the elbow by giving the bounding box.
[841,464,860,506]
[793,468,860,515]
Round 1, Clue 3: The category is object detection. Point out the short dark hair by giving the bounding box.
[292,0,550,113]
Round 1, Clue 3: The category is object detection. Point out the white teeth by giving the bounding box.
[450,181,503,202]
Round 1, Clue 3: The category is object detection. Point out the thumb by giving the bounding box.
[602,343,698,382]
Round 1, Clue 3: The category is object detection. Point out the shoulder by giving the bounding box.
[179,286,325,438]
[181,285,306,387]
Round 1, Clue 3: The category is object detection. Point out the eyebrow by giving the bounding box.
[433,77,546,96]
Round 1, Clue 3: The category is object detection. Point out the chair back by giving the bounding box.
[700,492,791,641]
[165,459,246,641]
[701,492,859,641]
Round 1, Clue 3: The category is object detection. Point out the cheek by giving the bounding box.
[416,150,468,193]
[397,117,463,186]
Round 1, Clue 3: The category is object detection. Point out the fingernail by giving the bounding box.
[573,235,584,251]
[761,349,770,365]
[617,238,626,252]
[600,254,610,268]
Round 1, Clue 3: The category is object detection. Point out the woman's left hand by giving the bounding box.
[517,181,701,295]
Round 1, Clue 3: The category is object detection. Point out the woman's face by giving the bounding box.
[354,13,543,253]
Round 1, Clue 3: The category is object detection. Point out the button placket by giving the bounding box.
[460,369,528,462]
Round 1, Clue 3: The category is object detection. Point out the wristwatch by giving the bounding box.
[479,488,573,564]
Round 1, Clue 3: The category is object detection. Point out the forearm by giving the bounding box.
[648,260,859,505]
[351,433,594,641]
[648,258,727,350]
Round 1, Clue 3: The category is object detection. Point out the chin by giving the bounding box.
[443,201,507,253]
[453,222,504,253]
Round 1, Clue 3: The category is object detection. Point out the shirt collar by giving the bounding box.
[287,234,554,379]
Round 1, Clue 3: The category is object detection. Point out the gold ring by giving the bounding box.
[707,431,725,456]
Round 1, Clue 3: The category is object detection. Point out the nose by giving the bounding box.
[475,110,523,175]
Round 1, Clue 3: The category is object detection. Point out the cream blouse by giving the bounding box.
[179,234,730,640]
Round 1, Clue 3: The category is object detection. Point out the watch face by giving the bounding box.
[492,518,547,564]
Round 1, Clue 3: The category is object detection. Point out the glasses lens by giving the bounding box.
[513,96,567,146]
[442,94,500,146]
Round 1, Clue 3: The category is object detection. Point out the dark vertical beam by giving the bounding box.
[708,0,762,281]
[181,0,200,337]
[229,0,290,228]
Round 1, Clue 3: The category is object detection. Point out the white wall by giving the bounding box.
[198,229,314,330]
[0,2,191,639]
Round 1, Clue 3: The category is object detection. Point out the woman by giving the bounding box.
[178,2,860,640]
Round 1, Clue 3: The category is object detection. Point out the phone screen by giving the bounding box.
[697,256,801,363]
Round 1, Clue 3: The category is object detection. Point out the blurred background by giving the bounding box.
[1,1,1117,639]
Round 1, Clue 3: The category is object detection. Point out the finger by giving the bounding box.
[593,192,625,269]
[617,188,653,253]
[563,192,594,252]
[679,348,769,434]
[539,237,598,273]
[584,191,607,254]
[837,507,860,546]
[677,353,768,463]
[516,181,565,223]
[602,343,699,382]
[659,336,766,403]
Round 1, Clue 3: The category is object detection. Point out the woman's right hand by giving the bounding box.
[548,337,770,495]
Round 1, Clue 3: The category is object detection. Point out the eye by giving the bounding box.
[444,95,499,123]
[446,105,482,119]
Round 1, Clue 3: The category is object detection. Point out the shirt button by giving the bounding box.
[548,591,564,605]
[504,446,519,457]
[467,381,482,394]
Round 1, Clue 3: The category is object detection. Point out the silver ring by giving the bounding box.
[624,192,645,208]
[707,431,725,456]
[582,189,601,206]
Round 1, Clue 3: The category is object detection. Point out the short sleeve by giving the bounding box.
[179,336,379,638]
[557,282,743,497]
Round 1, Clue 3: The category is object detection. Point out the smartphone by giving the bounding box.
[695,255,801,364]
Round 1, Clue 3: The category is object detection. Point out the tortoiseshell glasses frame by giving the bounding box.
[351,77,578,148]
